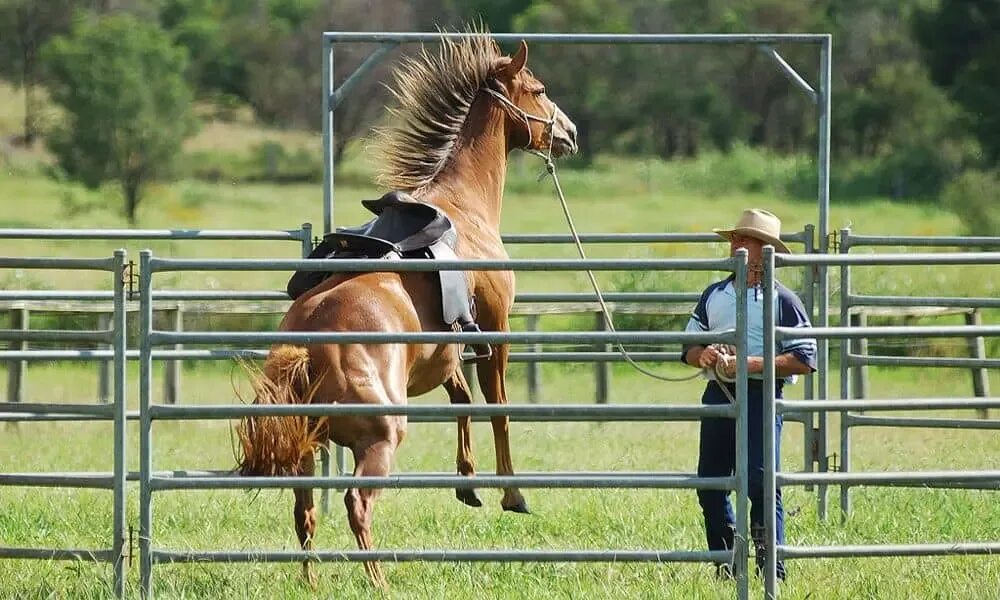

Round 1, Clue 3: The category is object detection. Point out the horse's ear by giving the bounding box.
[498,40,527,78]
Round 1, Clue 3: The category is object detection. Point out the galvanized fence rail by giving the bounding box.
[760,248,1000,598]
[837,230,1000,517]
[137,250,756,600]
[0,225,313,406]
[0,251,128,598]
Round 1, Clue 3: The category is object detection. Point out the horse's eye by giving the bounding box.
[534,88,546,96]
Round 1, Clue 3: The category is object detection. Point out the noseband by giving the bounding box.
[482,87,556,159]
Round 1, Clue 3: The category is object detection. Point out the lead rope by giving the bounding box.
[484,87,701,383]
[537,151,703,383]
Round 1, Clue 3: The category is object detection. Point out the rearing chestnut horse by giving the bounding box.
[238,34,577,587]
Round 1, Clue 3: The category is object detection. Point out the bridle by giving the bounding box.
[482,86,556,161]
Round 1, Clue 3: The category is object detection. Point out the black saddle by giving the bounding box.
[325,191,457,258]
[287,192,489,359]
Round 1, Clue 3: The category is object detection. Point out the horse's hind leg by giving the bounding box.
[476,343,529,513]
[443,369,482,507]
[293,452,319,589]
[345,439,396,589]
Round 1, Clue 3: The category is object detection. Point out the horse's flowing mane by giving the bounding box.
[374,30,501,192]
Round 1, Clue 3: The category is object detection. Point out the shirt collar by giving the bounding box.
[722,274,774,298]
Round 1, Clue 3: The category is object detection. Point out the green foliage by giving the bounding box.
[0,0,78,143]
[914,0,1000,164]
[941,169,1000,238]
[178,141,323,183]
[41,13,197,224]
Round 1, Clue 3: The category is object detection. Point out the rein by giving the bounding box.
[484,87,701,384]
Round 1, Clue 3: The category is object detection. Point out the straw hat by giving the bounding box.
[713,208,791,254]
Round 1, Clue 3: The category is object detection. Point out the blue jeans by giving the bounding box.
[696,380,785,575]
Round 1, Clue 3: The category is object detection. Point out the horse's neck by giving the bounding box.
[419,102,508,239]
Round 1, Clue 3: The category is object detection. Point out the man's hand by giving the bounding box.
[717,352,737,379]
[697,345,720,368]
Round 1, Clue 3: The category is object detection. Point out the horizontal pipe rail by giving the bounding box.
[847,294,1000,309]
[0,257,116,270]
[0,548,117,561]
[843,235,1000,248]
[778,398,1000,412]
[781,543,1000,559]
[0,349,685,362]
[778,325,1000,340]
[4,409,720,424]
[149,403,735,420]
[147,256,736,273]
[500,231,807,245]
[0,413,129,422]
[0,291,698,305]
[323,32,830,44]
[149,329,728,346]
[0,329,111,343]
[142,349,683,363]
[0,291,116,301]
[0,228,306,240]
[0,350,117,360]
[845,415,1000,430]
[779,252,1000,267]
[0,473,115,488]
[153,548,733,564]
[778,471,1000,487]
[516,292,698,303]
[142,291,700,304]
[847,354,1000,369]
[0,403,116,416]
[150,473,736,491]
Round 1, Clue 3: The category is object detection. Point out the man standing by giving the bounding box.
[681,208,817,580]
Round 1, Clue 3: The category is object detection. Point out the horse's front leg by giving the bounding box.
[476,341,528,513]
[443,369,482,507]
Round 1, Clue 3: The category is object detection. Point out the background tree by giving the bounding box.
[0,0,77,145]
[42,13,197,224]
[913,0,1000,164]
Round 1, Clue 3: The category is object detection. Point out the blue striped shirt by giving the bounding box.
[681,276,817,382]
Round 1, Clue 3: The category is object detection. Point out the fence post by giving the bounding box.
[849,311,869,400]
[965,309,990,418]
[6,307,28,404]
[98,312,112,403]
[163,305,183,405]
[526,314,540,403]
[594,311,610,404]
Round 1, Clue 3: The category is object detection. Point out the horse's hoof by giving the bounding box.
[502,499,531,514]
[455,488,483,507]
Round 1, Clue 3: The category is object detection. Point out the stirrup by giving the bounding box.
[460,322,493,364]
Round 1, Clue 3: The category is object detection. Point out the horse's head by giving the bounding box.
[488,41,578,158]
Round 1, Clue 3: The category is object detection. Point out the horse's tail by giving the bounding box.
[236,345,327,476]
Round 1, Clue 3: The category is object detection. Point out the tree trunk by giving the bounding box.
[123,174,142,226]
[20,42,37,145]
[23,74,37,146]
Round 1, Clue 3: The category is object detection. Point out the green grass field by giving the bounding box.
[1,363,998,599]
[2,81,999,599]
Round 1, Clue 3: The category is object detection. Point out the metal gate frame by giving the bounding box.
[322,29,835,518]
[0,251,128,598]
[761,247,1000,598]
[137,249,757,600]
